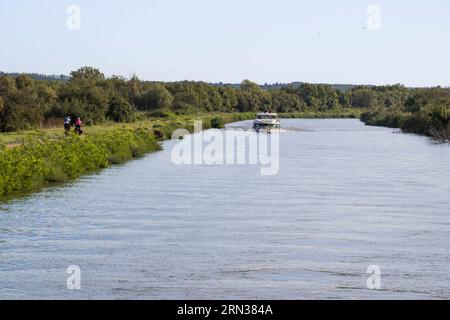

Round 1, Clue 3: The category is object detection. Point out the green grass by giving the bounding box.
[0,113,256,148]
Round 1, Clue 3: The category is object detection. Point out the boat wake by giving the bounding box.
[225,126,308,133]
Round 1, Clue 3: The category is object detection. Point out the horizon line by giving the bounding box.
[1,69,449,89]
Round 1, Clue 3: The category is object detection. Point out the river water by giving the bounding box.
[0,119,449,299]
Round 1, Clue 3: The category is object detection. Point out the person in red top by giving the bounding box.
[75,118,83,135]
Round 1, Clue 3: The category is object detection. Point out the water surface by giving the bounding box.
[1,119,449,299]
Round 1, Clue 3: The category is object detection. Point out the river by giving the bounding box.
[1,119,449,299]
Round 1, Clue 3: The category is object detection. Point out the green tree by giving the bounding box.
[104,76,131,102]
[56,68,109,124]
[241,79,260,92]
[70,67,105,83]
[296,84,340,110]
[219,86,238,112]
[405,88,450,113]
[137,83,174,111]
[350,88,379,109]
[237,80,272,112]
[271,90,305,113]
[0,75,54,131]
[106,97,135,122]
[169,82,202,114]
[57,82,108,124]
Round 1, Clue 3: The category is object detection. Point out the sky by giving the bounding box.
[0,0,449,86]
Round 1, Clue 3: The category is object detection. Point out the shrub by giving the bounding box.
[210,116,225,129]
[361,110,408,128]
[400,114,430,135]
[106,97,135,123]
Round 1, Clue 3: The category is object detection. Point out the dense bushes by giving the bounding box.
[0,75,56,131]
[360,110,409,128]
[360,86,450,141]
[361,102,449,141]
[402,104,449,140]
[106,97,135,123]
[210,116,225,129]
[0,128,160,196]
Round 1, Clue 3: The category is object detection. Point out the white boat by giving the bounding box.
[253,113,281,132]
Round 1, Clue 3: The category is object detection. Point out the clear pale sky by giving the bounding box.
[0,0,449,86]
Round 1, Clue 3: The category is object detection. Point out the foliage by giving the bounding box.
[210,116,225,129]
[0,128,160,196]
[136,83,174,112]
[70,67,105,82]
[1,66,448,144]
[0,66,412,132]
[106,97,135,123]
[361,93,450,141]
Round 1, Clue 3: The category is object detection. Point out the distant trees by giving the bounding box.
[349,85,410,110]
[361,87,450,141]
[70,67,105,82]
[296,83,340,110]
[169,81,203,113]
[404,87,450,113]
[237,80,272,112]
[136,83,174,111]
[48,67,110,125]
[104,75,132,102]
[219,86,239,112]
[350,88,379,109]
[57,81,108,125]
[0,66,449,135]
[376,85,409,109]
[270,89,305,113]
[0,75,56,131]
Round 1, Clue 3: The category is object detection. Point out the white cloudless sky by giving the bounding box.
[0,0,449,86]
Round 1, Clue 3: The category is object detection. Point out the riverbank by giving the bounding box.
[0,113,254,149]
[361,109,449,142]
[0,128,160,197]
[0,113,254,198]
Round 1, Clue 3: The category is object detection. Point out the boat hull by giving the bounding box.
[253,123,281,132]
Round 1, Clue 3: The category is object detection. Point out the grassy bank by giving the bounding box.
[0,128,160,196]
[0,113,255,148]
[0,112,255,197]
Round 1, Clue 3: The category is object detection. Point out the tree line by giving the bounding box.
[0,67,448,135]
[361,87,450,141]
